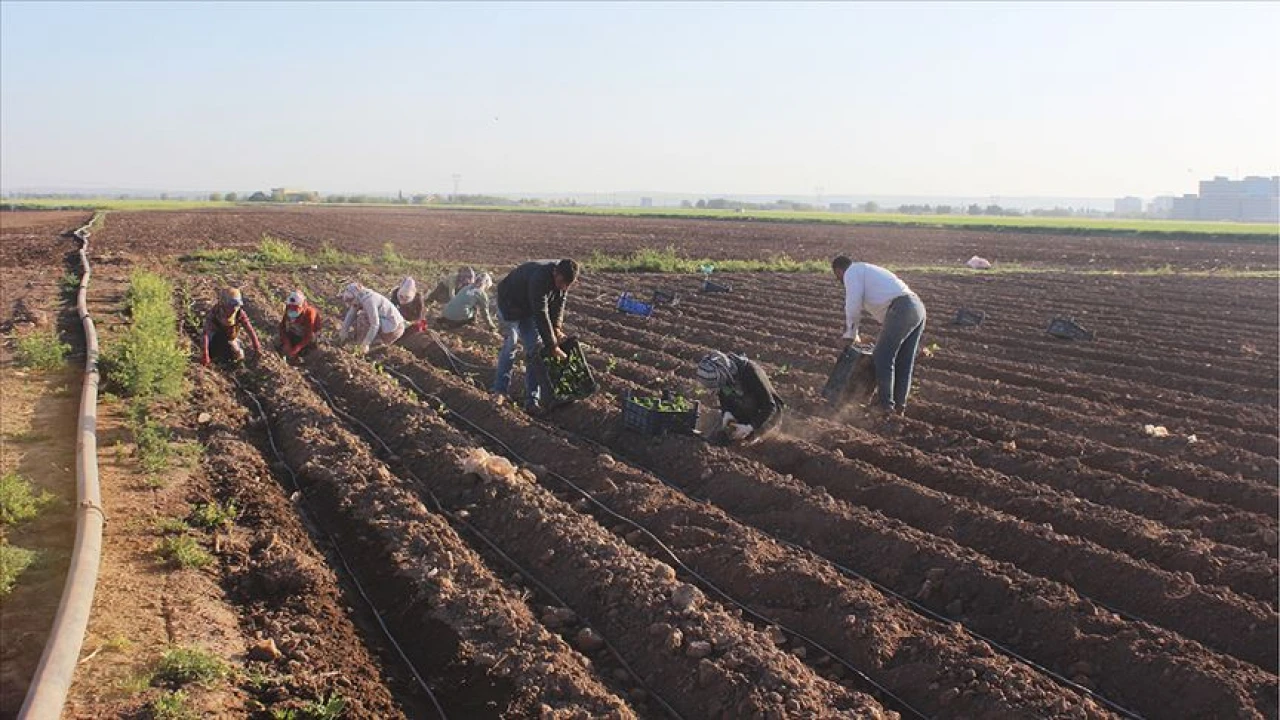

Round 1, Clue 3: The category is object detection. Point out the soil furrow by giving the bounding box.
[379,340,1114,719]
[237,353,640,718]
[298,345,891,720]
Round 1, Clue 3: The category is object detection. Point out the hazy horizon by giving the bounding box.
[2,2,1277,200]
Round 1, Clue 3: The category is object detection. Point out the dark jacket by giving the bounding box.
[496,261,566,349]
[719,360,785,438]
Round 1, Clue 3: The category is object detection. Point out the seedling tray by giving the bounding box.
[621,391,699,435]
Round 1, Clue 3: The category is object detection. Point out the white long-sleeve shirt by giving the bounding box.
[341,289,405,346]
[842,263,914,340]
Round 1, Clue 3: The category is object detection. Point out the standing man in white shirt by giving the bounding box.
[832,255,927,415]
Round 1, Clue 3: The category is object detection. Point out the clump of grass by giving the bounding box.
[152,646,227,687]
[102,271,186,399]
[189,500,237,530]
[15,331,71,370]
[271,693,347,720]
[0,541,39,596]
[155,516,190,535]
[256,235,307,265]
[60,271,82,295]
[149,689,196,720]
[0,470,55,525]
[586,245,826,273]
[128,403,173,473]
[157,535,212,569]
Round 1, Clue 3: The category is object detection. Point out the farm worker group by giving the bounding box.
[199,251,927,441]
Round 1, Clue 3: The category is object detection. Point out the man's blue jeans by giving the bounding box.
[492,309,549,408]
[872,294,927,412]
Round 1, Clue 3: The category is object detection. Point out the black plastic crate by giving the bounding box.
[952,307,986,327]
[821,344,877,407]
[621,391,700,435]
[1046,317,1094,341]
[701,279,732,293]
[652,289,679,306]
[539,336,598,403]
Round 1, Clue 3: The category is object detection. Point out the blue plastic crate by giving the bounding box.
[621,391,699,435]
[617,292,654,317]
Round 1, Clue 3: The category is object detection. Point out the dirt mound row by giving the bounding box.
[400,334,1277,719]
[566,305,1277,559]
[189,372,408,717]
[234,353,638,718]
[293,344,891,720]
[377,340,1110,718]
[551,343,1278,669]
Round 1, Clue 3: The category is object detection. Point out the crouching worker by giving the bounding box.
[426,266,477,306]
[202,288,261,366]
[279,290,321,361]
[339,282,405,355]
[437,272,497,332]
[696,351,785,444]
[388,277,428,334]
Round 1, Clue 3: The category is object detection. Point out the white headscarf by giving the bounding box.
[398,277,417,302]
[340,282,363,305]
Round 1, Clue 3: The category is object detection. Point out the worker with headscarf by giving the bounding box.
[387,276,428,333]
[437,272,497,332]
[339,282,405,355]
[279,290,322,360]
[201,287,262,366]
[425,266,477,306]
[696,351,785,444]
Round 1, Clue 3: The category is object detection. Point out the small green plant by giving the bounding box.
[102,271,186,399]
[60,271,81,295]
[152,646,227,687]
[190,500,238,530]
[0,470,55,525]
[155,516,189,534]
[271,693,348,720]
[149,689,196,720]
[157,535,212,569]
[379,242,407,269]
[0,541,38,597]
[129,403,173,473]
[15,331,71,370]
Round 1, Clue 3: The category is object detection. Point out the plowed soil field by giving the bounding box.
[17,207,1280,719]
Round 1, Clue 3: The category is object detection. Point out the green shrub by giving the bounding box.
[152,646,226,686]
[0,470,55,525]
[189,500,237,530]
[157,536,212,569]
[0,541,38,596]
[129,403,173,473]
[102,271,186,399]
[15,331,71,370]
[256,236,306,265]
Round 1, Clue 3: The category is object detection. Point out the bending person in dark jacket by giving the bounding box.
[491,258,580,413]
[696,351,785,443]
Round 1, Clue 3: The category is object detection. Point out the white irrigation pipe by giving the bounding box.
[19,215,106,720]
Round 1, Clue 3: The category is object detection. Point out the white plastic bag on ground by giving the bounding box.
[462,447,520,481]
[1142,424,1169,438]
[965,256,992,270]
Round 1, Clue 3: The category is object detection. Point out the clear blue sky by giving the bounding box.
[2,1,1277,199]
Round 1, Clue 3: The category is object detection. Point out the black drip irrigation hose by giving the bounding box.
[227,372,450,720]
[393,353,1149,720]
[377,364,931,720]
[300,370,685,720]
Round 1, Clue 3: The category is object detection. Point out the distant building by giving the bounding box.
[1113,196,1143,216]
[1146,196,1175,218]
[640,197,653,208]
[828,202,854,213]
[1171,194,1200,220]
[1187,176,1279,222]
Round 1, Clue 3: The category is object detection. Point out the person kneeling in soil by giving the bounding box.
[387,276,428,334]
[425,266,477,306]
[202,287,262,367]
[339,282,406,355]
[279,290,322,361]
[436,272,497,333]
[696,351,784,444]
